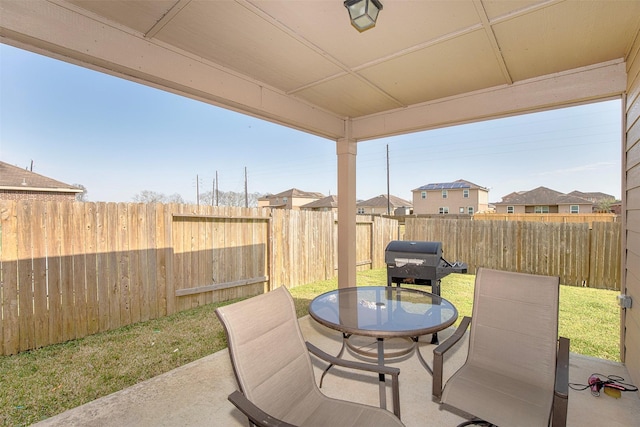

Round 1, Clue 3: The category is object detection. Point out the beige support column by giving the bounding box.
[337,125,357,289]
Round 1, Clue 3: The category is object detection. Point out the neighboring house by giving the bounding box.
[412,179,489,215]
[494,186,594,214]
[258,188,325,210]
[356,194,412,216]
[567,190,619,213]
[300,195,338,212]
[0,161,83,201]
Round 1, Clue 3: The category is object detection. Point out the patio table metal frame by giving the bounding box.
[308,285,458,415]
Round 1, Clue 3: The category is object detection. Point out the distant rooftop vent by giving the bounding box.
[21,178,28,186]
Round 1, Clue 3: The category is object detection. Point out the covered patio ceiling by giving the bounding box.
[1,0,639,288]
[1,0,638,140]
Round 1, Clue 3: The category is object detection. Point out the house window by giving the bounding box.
[421,191,427,199]
[468,207,474,215]
[357,207,365,214]
[507,206,514,214]
[570,205,579,214]
[442,190,448,199]
[459,207,465,213]
[534,206,550,213]
[283,197,288,204]
[463,189,469,198]
[439,207,449,214]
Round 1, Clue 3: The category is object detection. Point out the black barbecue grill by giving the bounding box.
[385,240,468,296]
[385,240,467,344]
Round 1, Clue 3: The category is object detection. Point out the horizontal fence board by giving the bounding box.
[474,213,618,226]
[176,276,269,296]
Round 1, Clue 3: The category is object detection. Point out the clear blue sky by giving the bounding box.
[1,43,622,204]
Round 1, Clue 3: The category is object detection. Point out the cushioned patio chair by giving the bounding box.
[432,268,569,427]
[216,286,405,427]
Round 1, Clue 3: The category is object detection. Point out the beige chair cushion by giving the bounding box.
[217,286,404,426]
[441,268,560,426]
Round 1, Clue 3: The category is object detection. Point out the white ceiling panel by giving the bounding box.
[297,73,402,117]
[494,1,640,81]
[253,0,482,69]
[151,1,344,92]
[359,29,506,106]
[67,0,175,34]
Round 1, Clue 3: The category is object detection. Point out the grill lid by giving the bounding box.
[385,240,442,256]
[385,240,443,267]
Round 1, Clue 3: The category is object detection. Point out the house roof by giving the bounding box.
[413,179,488,192]
[500,191,526,202]
[259,188,325,200]
[567,191,617,202]
[300,195,338,209]
[357,194,412,209]
[0,161,82,193]
[495,186,592,206]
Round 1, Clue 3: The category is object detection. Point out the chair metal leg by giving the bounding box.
[319,332,349,388]
[412,336,433,375]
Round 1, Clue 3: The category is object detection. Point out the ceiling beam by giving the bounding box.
[351,59,627,141]
[473,0,512,85]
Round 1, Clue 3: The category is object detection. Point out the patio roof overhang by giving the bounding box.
[1,0,638,288]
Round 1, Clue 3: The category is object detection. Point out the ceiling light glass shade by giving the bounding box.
[344,0,383,32]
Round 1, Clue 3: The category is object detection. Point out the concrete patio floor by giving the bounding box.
[35,315,640,426]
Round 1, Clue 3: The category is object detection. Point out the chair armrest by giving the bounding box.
[306,341,401,419]
[432,316,471,400]
[552,336,570,427]
[228,390,297,427]
[306,341,400,377]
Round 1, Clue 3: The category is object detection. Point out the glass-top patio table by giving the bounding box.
[309,286,458,412]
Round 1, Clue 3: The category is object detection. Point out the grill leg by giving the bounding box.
[433,279,441,296]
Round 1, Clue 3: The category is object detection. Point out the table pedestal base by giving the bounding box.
[319,332,434,414]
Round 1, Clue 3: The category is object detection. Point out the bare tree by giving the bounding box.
[200,191,215,206]
[132,190,167,203]
[131,189,259,205]
[166,193,185,204]
[73,183,88,202]
[201,190,262,207]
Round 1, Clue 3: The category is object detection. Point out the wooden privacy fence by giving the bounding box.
[3,201,619,356]
[0,201,397,355]
[405,218,621,289]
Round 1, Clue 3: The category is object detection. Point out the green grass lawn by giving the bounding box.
[0,269,620,426]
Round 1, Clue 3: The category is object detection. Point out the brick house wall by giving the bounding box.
[0,190,77,202]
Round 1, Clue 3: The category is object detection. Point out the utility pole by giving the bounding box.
[215,171,219,206]
[211,178,216,206]
[244,166,248,208]
[386,144,391,215]
[196,174,200,206]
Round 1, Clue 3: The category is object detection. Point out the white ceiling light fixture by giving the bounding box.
[344,0,383,32]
